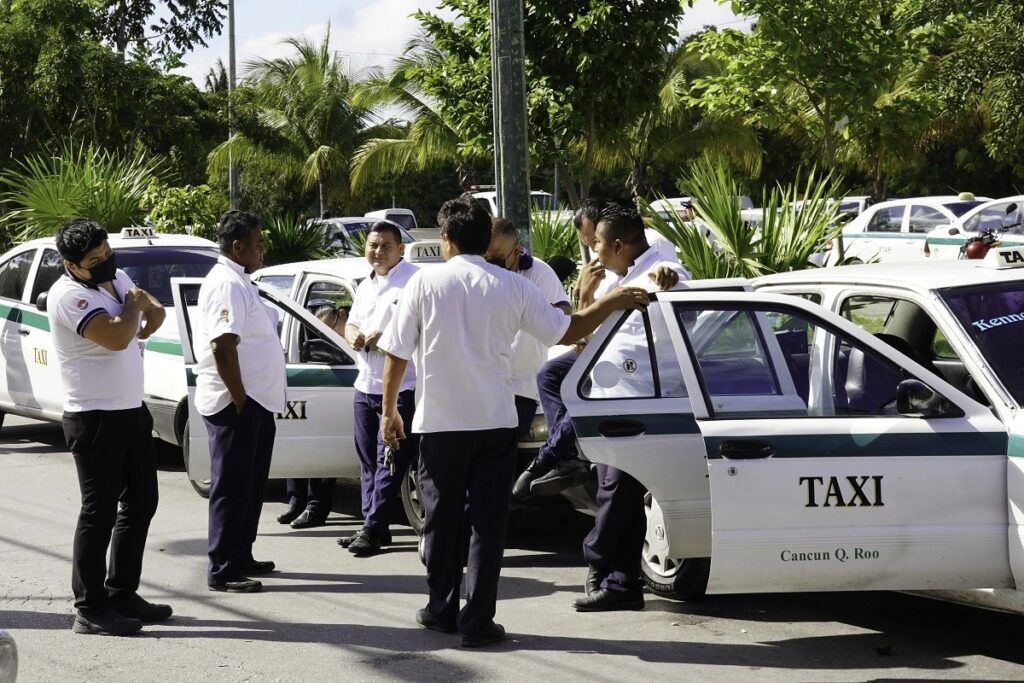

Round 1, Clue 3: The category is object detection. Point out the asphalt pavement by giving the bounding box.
[2,416,1023,682]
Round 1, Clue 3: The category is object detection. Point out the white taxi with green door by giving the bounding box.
[0,227,218,445]
[923,195,1024,261]
[564,247,1024,613]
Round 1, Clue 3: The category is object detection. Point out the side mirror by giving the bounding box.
[35,292,47,312]
[300,338,351,365]
[896,379,962,418]
[947,227,960,236]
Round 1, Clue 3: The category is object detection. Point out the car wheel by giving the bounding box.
[401,453,425,536]
[840,257,863,266]
[640,492,709,600]
[181,421,211,499]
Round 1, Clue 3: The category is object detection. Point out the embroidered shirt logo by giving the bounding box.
[76,299,88,310]
[218,308,229,322]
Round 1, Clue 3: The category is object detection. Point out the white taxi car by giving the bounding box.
[0,227,218,446]
[825,195,988,265]
[563,247,1024,614]
[924,195,1024,260]
[171,242,557,515]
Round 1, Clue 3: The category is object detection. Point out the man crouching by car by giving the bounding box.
[51,217,170,636]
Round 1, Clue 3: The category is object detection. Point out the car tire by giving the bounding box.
[0,411,5,432]
[181,421,211,499]
[640,492,709,601]
[401,453,425,536]
[840,257,863,265]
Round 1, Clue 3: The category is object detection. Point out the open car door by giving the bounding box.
[171,277,362,493]
[565,289,1010,596]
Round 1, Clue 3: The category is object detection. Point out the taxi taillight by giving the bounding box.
[923,241,930,257]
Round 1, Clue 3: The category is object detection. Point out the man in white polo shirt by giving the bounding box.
[482,217,571,439]
[573,202,689,613]
[378,198,650,648]
[195,210,286,593]
[50,218,169,636]
[336,220,419,555]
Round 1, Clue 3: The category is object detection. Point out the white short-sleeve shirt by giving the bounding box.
[510,258,569,401]
[348,259,418,395]
[645,228,680,262]
[50,270,145,412]
[194,256,286,416]
[379,254,571,433]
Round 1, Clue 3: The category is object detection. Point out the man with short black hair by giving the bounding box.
[51,217,169,636]
[379,197,651,647]
[336,220,419,555]
[196,210,286,593]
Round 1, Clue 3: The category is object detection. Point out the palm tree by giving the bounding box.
[204,59,228,93]
[596,44,762,198]
[349,35,480,194]
[207,26,379,217]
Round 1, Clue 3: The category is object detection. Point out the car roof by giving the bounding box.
[17,231,217,250]
[255,255,444,281]
[320,217,374,225]
[869,196,986,208]
[955,195,1024,221]
[755,259,1024,292]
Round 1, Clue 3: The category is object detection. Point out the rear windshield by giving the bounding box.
[117,247,219,306]
[943,201,987,217]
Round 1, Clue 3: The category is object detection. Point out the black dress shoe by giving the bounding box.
[72,607,142,636]
[512,457,553,499]
[461,622,506,648]
[291,510,327,529]
[585,565,606,597]
[573,588,644,612]
[110,593,173,622]
[208,578,262,593]
[242,560,276,574]
[531,458,592,496]
[415,608,456,634]
[347,528,383,556]
[277,508,303,524]
[338,528,392,548]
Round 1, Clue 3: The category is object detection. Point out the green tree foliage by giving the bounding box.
[97,0,225,62]
[143,181,227,240]
[1,143,161,241]
[261,213,331,266]
[208,27,383,218]
[694,0,945,198]
[413,0,684,205]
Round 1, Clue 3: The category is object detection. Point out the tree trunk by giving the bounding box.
[579,108,597,200]
[318,180,326,218]
[821,97,836,171]
[557,161,581,208]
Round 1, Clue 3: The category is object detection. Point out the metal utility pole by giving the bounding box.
[227,0,239,210]
[489,0,531,249]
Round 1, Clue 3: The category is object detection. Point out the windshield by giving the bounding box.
[942,201,986,217]
[940,280,1024,405]
[117,247,219,306]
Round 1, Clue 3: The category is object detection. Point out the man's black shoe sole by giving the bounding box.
[574,598,644,612]
[416,610,457,634]
[72,617,142,636]
[208,582,262,593]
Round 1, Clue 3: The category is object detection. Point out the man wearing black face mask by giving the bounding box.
[50,218,168,636]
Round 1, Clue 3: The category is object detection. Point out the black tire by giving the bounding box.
[0,411,5,431]
[181,421,211,499]
[401,453,425,536]
[640,492,709,601]
[840,257,863,266]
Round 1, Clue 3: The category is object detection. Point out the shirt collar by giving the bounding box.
[622,246,658,282]
[450,254,486,264]
[217,255,248,277]
[371,258,407,282]
[64,267,99,290]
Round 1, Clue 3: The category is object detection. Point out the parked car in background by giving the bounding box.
[0,227,219,447]
[924,196,1024,260]
[365,208,417,232]
[311,216,417,256]
[823,194,989,265]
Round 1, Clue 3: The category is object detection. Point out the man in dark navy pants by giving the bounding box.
[194,210,286,593]
[378,198,651,647]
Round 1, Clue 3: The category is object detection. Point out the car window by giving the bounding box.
[908,205,949,233]
[116,247,218,306]
[256,275,295,299]
[581,309,686,400]
[866,206,904,233]
[932,328,956,359]
[304,279,354,313]
[965,202,1023,235]
[0,250,36,301]
[675,302,959,419]
[386,214,416,232]
[31,248,63,303]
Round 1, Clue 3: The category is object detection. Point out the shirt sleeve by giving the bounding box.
[645,228,680,263]
[347,279,372,330]
[51,285,108,337]
[377,272,422,361]
[519,278,571,347]
[202,280,247,340]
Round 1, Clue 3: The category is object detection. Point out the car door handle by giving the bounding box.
[719,440,775,459]
[18,328,29,336]
[598,419,646,438]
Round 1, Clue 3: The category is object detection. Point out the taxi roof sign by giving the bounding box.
[120,226,155,239]
[407,240,443,263]
[983,245,1024,269]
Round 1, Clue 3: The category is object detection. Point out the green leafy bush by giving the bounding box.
[144,182,227,241]
[262,214,331,266]
[528,208,580,262]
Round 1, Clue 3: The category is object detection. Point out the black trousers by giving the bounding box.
[285,478,335,516]
[203,398,276,584]
[583,464,646,592]
[63,406,158,614]
[353,389,419,533]
[418,428,517,636]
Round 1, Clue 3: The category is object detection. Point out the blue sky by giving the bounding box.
[176,0,752,85]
